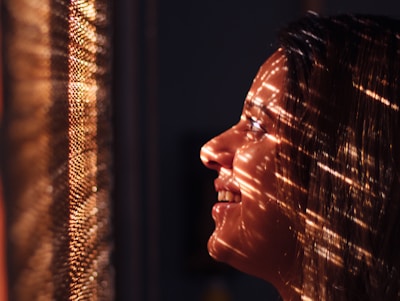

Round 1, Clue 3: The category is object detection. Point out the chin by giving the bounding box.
[207,232,292,290]
[207,233,230,263]
[207,233,244,267]
[207,232,259,276]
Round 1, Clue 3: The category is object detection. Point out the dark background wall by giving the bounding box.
[112,1,400,300]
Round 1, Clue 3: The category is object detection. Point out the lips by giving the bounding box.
[217,190,241,203]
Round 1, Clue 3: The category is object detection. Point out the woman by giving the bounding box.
[201,14,400,300]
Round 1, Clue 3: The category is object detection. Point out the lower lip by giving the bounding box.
[211,201,240,220]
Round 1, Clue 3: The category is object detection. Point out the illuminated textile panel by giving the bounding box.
[2,0,113,300]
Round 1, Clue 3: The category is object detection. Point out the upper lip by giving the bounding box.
[214,178,241,196]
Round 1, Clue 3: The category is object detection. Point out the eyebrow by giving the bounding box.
[244,100,276,120]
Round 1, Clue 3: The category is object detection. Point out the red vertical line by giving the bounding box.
[0,5,8,297]
[145,0,159,299]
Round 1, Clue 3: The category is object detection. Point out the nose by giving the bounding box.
[200,131,235,171]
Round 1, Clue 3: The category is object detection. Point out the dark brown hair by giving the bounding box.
[277,13,400,300]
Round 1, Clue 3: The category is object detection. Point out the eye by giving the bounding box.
[248,117,268,134]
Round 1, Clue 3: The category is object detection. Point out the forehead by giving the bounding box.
[244,50,287,113]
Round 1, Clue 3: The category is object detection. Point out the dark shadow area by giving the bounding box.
[112,1,400,300]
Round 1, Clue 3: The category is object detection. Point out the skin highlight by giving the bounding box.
[201,50,301,300]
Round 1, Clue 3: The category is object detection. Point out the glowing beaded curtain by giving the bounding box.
[2,0,113,300]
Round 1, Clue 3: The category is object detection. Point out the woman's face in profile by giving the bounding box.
[200,50,298,288]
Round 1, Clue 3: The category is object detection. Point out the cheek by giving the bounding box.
[235,140,280,241]
[208,139,291,269]
[234,140,277,200]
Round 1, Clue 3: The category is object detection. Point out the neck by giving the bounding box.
[267,253,303,301]
[277,281,301,301]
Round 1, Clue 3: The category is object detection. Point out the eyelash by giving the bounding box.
[248,117,268,134]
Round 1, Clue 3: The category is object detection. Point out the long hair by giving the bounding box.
[277,14,400,300]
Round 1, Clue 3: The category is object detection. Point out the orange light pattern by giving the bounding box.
[67,0,100,299]
[202,31,400,298]
[4,0,55,299]
[353,82,400,111]
[201,52,302,300]
[4,0,112,299]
